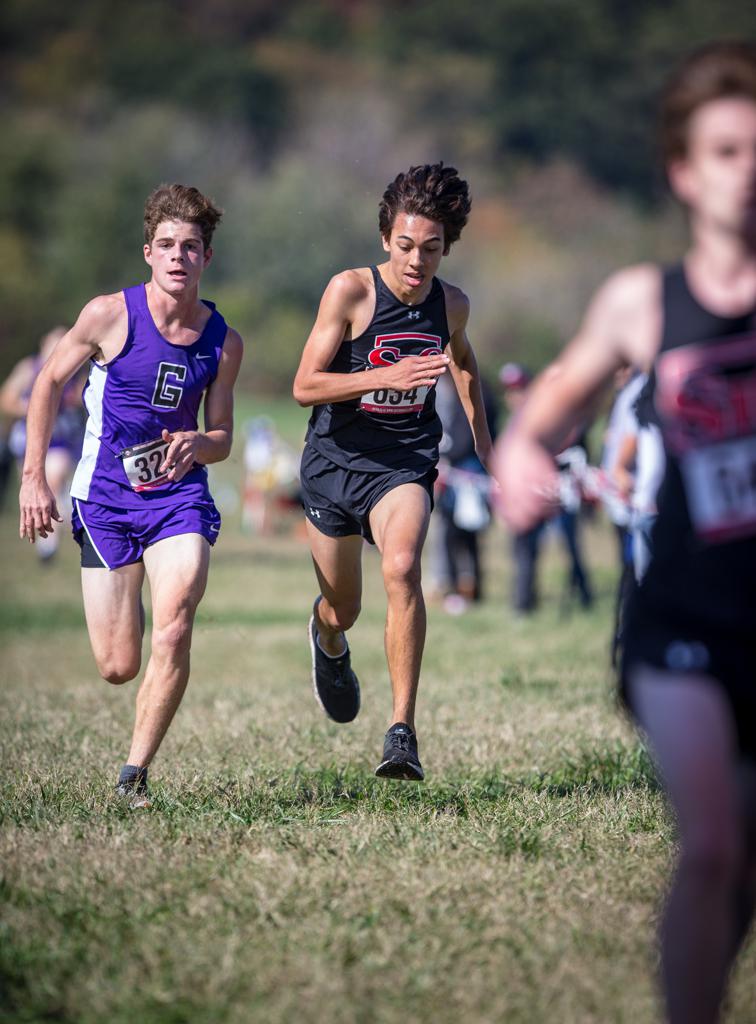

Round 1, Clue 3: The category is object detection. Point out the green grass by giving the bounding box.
[2,403,755,1022]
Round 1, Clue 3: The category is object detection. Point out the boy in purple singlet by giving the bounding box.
[19,184,244,807]
[293,164,492,780]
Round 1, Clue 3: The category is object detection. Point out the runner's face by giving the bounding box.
[143,220,211,295]
[670,97,756,236]
[382,212,446,299]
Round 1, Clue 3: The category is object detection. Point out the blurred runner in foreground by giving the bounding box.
[495,42,756,1024]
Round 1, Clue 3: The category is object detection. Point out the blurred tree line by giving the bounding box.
[1,0,755,388]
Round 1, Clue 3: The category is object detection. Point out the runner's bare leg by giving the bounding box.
[125,533,210,767]
[306,523,363,657]
[369,482,431,730]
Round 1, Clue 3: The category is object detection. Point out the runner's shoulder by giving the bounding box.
[75,291,128,337]
[220,326,244,361]
[438,279,470,331]
[590,263,661,322]
[578,263,661,367]
[324,268,373,311]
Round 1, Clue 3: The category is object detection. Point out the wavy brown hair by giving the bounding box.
[143,184,223,250]
[661,41,756,163]
[378,163,471,253]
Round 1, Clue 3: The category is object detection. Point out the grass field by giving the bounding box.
[2,404,755,1024]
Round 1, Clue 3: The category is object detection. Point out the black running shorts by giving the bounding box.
[299,443,436,545]
[621,596,756,757]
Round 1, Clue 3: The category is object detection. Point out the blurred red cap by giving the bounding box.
[498,362,531,389]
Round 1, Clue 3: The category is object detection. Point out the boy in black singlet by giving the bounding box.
[293,164,492,780]
[495,43,756,1024]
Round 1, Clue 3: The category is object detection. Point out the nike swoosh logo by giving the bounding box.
[197,354,212,360]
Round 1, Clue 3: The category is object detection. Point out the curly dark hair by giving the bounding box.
[660,41,756,163]
[143,183,223,250]
[378,163,471,253]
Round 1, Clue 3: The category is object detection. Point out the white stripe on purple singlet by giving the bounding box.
[70,362,107,501]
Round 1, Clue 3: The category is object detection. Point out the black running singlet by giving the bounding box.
[305,266,451,473]
[638,263,756,629]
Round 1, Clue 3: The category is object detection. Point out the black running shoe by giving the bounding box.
[375,723,424,781]
[115,766,151,809]
[308,601,360,723]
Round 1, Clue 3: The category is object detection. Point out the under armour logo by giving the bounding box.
[309,507,321,518]
[407,310,421,320]
[665,641,710,672]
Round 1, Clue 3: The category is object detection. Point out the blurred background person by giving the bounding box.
[600,367,647,569]
[241,415,302,535]
[499,362,593,613]
[0,326,85,561]
[611,378,666,582]
[600,368,647,659]
[429,370,499,613]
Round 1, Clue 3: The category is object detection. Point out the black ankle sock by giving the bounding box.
[118,764,148,787]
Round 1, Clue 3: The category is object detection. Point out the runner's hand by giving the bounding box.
[376,354,449,391]
[492,432,560,531]
[19,475,62,543]
[160,428,201,482]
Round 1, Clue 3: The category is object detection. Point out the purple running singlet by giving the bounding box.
[70,283,227,509]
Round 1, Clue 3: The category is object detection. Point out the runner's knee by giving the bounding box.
[382,549,422,591]
[322,598,361,632]
[98,653,141,685]
[150,613,194,660]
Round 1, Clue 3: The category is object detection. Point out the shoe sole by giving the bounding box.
[308,607,360,723]
[375,758,424,782]
[115,789,152,810]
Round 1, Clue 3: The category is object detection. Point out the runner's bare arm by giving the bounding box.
[293,271,450,406]
[19,294,126,542]
[444,285,493,466]
[495,265,661,531]
[613,431,639,501]
[161,329,244,482]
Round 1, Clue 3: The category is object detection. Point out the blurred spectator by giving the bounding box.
[500,363,593,613]
[612,378,666,582]
[241,416,301,534]
[0,327,85,561]
[429,372,498,613]
[601,369,648,660]
[600,368,646,568]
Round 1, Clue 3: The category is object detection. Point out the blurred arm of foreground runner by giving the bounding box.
[292,269,450,407]
[494,264,661,532]
[443,282,493,468]
[18,296,123,543]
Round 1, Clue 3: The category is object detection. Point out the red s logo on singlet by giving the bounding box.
[656,334,756,542]
[361,332,443,415]
[367,332,442,367]
[657,336,756,453]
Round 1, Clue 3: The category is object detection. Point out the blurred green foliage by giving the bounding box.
[0,1,753,387]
